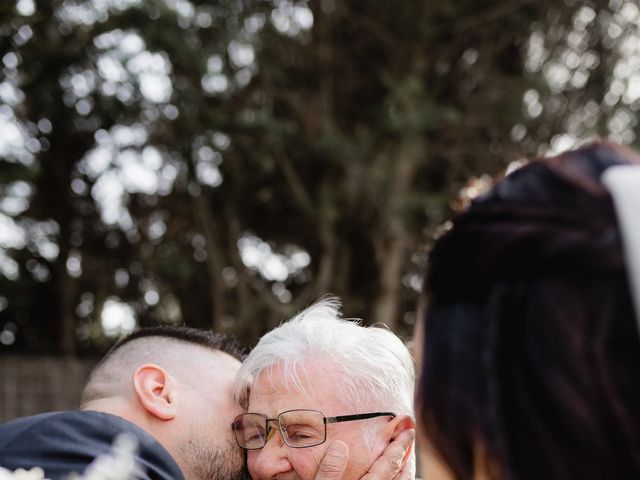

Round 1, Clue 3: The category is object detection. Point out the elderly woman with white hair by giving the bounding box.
[232,298,416,480]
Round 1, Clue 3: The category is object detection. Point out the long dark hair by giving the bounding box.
[417,142,640,479]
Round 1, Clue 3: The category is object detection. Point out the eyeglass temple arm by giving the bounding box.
[325,412,396,424]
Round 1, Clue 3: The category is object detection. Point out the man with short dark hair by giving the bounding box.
[0,326,246,480]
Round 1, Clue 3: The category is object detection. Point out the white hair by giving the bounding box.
[234,297,415,416]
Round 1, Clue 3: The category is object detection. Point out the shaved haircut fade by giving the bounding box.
[80,326,245,407]
[104,325,245,363]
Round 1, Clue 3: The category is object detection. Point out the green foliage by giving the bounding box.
[0,0,635,356]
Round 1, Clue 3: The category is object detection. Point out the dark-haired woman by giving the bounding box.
[415,142,640,479]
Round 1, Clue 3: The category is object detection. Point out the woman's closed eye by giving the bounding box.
[284,424,321,441]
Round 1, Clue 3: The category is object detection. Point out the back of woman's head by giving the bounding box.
[417,142,640,479]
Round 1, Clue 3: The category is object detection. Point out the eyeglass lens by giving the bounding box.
[234,410,326,449]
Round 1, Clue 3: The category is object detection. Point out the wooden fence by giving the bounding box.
[0,355,97,423]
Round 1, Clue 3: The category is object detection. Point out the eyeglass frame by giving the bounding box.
[231,409,396,450]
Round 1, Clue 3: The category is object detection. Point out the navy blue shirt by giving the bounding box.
[0,411,184,480]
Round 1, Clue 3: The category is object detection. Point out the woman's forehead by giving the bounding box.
[248,358,349,414]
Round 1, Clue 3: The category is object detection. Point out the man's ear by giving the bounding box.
[132,364,177,421]
[384,414,416,468]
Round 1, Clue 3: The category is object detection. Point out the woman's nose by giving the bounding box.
[248,426,292,479]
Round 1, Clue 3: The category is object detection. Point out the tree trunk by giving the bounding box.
[58,255,76,357]
[193,191,225,332]
[372,136,423,330]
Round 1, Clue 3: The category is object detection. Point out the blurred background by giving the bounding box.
[1,0,639,420]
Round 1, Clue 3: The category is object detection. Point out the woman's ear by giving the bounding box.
[385,414,416,468]
[132,364,177,421]
[388,414,416,440]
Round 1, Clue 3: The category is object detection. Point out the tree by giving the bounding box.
[0,0,637,356]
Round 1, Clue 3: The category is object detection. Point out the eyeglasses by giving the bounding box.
[232,409,396,449]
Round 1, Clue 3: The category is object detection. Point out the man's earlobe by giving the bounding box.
[132,364,177,421]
